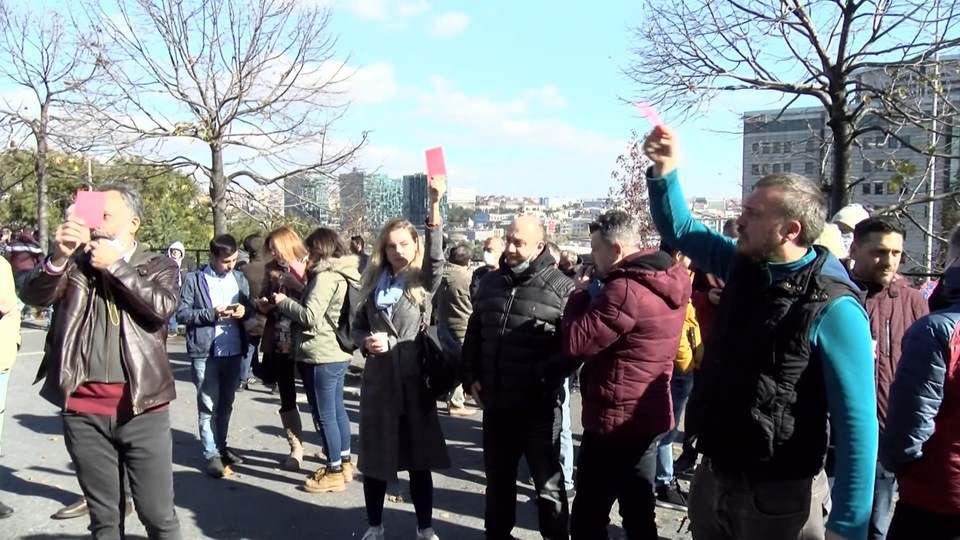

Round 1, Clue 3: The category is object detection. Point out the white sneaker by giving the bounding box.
[362,526,385,540]
[416,527,439,540]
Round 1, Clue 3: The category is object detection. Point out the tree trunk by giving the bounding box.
[828,84,853,216]
[210,144,228,236]
[35,103,50,253]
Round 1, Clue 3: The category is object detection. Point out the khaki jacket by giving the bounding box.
[276,255,361,365]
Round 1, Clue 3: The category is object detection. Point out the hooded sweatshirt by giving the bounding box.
[562,249,692,439]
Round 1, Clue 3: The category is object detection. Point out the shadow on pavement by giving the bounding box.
[0,464,81,508]
[13,412,64,436]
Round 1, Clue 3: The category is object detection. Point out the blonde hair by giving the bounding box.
[266,226,308,265]
[358,218,427,307]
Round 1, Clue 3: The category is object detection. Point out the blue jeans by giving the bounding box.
[167,317,177,335]
[191,355,242,460]
[240,335,261,385]
[560,377,575,491]
[0,369,9,456]
[870,461,897,540]
[297,361,351,467]
[656,370,695,487]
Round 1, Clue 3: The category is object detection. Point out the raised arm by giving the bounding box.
[643,127,737,277]
[420,175,446,295]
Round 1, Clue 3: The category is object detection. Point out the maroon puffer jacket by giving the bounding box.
[855,274,929,433]
[562,249,691,440]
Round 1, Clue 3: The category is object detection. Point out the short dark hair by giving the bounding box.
[589,210,643,248]
[305,227,346,261]
[449,244,472,267]
[210,234,239,258]
[853,218,905,242]
[350,235,364,247]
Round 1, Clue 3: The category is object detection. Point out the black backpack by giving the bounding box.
[328,273,361,353]
[417,301,460,401]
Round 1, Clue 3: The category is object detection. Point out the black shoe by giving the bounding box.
[674,458,697,480]
[656,479,688,511]
[221,448,243,466]
[0,501,13,519]
[207,456,226,478]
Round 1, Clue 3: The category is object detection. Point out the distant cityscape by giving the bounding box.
[226,168,741,257]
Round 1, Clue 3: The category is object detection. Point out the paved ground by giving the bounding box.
[0,324,691,539]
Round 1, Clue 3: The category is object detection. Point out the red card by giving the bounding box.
[74,190,105,229]
[289,260,306,281]
[636,102,663,127]
[425,147,446,178]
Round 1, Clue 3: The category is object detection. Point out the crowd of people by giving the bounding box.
[0,125,958,540]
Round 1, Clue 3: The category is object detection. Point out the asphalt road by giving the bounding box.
[0,324,690,539]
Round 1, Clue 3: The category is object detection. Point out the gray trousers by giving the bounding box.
[63,409,181,540]
[688,460,831,540]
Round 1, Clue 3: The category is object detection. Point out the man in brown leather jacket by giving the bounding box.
[20,183,181,539]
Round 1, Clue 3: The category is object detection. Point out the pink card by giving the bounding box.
[425,147,446,178]
[289,260,306,281]
[636,102,663,127]
[74,190,105,229]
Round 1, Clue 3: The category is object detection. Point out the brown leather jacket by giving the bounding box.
[21,245,180,415]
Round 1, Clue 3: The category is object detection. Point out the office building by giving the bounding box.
[403,173,449,227]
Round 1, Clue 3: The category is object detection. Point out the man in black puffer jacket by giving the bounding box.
[462,215,575,540]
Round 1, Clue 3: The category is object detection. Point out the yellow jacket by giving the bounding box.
[0,258,21,372]
[675,273,704,374]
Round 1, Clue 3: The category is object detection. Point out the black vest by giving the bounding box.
[686,246,861,479]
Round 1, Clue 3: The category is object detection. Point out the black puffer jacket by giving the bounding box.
[461,250,575,409]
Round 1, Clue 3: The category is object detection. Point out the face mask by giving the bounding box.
[508,251,536,275]
[841,233,854,254]
[483,251,499,267]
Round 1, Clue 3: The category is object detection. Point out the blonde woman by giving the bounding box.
[255,227,308,470]
[353,176,448,540]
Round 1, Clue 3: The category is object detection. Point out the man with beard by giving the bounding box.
[462,215,575,540]
[846,218,928,539]
[645,126,876,540]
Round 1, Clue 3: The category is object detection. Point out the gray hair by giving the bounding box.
[589,210,644,249]
[98,182,144,221]
[754,173,827,246]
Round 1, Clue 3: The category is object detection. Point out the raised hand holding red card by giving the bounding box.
[74,190,106,229]
[425,147,446,186]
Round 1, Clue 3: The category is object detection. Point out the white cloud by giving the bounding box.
[428,12,469,38]
[397,0,431,17]
[343,62,398,104]
[522,86,569,109]
[343,0,389,19]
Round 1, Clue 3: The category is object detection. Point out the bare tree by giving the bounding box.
[626,0,960,216]
[0,4,100,250]
[81,0,368,235]
[610,130,660,247]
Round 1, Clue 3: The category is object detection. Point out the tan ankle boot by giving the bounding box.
[279,409,303,471]
[304,466,346,493]
[342,460,354,483]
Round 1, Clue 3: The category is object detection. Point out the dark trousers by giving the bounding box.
[571,431,661,540]
[888,502,960,540]
[274,353,297,412]
[483,405,568,540]
[63,410,181,540]
[869,462,897,540]
[240,335,261,385]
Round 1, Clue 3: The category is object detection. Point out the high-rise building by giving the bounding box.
[337,169,404,234]
[402,173,449,226]
[742,63,960,271]
[284,174,332,224]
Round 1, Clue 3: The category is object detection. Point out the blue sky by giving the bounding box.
[322,0,762,198]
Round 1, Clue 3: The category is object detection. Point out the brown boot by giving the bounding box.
[279,409,304,471]
[342,460,354,483]
[304,467,346,493]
